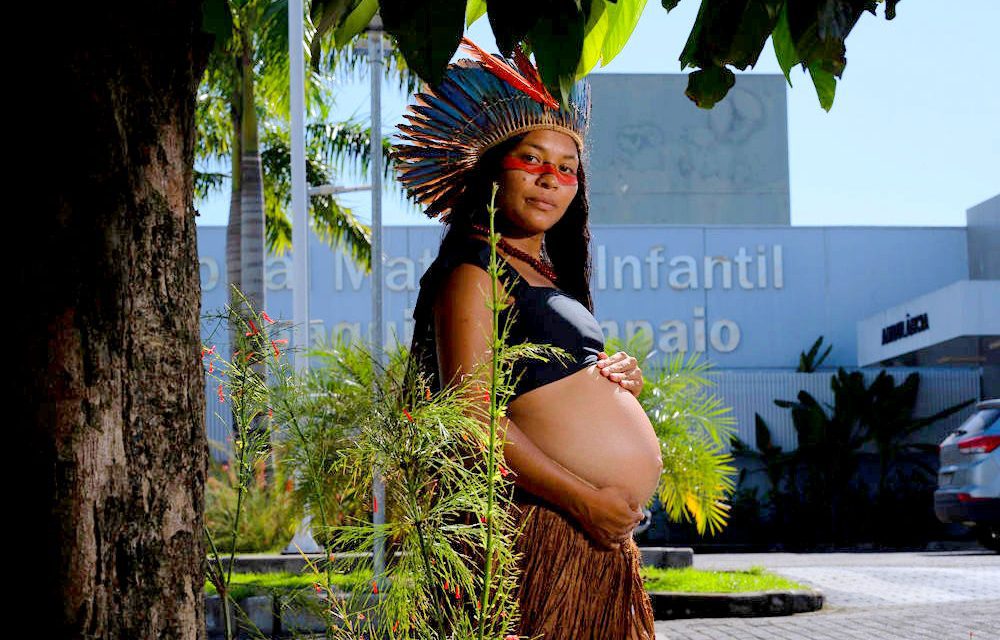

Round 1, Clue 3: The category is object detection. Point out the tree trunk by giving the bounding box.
[239,41,266,317]
[227,82,243,392]
[22,2,213,637]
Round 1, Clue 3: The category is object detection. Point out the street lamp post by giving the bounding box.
[364,13,389,600]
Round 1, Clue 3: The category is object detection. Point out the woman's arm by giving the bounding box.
[433,263,642,550]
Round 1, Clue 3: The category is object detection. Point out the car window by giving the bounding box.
[959,408,999,437]
[986,410,1000,435]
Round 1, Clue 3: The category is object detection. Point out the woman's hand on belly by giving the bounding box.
[596,350,644,397]
[575,484,645,551]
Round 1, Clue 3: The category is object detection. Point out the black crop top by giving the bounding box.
[412,237,606,400]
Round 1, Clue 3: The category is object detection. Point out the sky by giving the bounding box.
[195,1,1000,229]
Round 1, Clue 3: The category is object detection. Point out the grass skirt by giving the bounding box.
[510,487,656,640]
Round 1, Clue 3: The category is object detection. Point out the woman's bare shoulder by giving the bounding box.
[435,261,510,310]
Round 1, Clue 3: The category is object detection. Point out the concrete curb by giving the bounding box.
[205,591,379,638]
[206,587,823,636]
[206,549,821,634]
[649,589,824,619]
[224,547,695,575]
[641,546,694,569]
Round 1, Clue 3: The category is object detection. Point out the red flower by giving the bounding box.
[313,583,323,594]
[498,464,509,478]
[479,514,487,524]
[208,360,214,374]
[245,319,258,337]
[261,311,275,324]
[268,407,274,418]
[373,495,378,512]
[392,620,399,632]
[443,579,449,591]
[271,340,281,359]
[217,383,225,404]
[358,612,366,621]
[284,478,294,494]
[425,386,431,400]
[454,585,461,600]
[372,580,378,594]
[403,408,414,423]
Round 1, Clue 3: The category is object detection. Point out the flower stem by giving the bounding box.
[409,478,449,639]
[478,183,502,640]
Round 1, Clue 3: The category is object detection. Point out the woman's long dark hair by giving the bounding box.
[403,132,593,398]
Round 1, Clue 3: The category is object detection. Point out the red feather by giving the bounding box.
[513,45,544,90]
[459,37,559,110]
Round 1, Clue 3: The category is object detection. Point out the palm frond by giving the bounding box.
[641,349,739,535]
[195,170,230,201]
[310,193,372,271]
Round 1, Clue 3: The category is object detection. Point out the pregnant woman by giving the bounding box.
[397,39,663,640]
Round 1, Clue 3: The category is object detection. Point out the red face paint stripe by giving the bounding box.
[501,155,578,185]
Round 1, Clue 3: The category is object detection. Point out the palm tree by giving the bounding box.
[194,0,421,325]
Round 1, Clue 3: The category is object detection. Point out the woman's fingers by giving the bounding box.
[600,352,643,397]
[590,525,622,551]
[596,351,622,368]
[579,485,643,549]
[597,352,639,377]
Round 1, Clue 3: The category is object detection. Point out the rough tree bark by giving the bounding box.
[21,2,214,637]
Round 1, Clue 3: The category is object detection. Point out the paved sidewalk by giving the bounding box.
[654,551,1000,639]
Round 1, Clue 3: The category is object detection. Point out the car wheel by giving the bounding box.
[974,524,1000,552]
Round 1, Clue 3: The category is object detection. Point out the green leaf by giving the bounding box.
[310,0,357,70]
[754,414,773,452]
[678,0,707,70]
[680,0,780,72]
[771,1,797,87]
[332,0,378,47]
[807,59,836,111]
[601,0,647,66]
[528,0,586,108]
[311,0,356,39]
[487,1,540,57]
[786,0,865,80]
[576,0,610,78]
[466,0,488,27]
[886,0,900,20]
[729,0,782,70]
[381,0,467,86]
[201,0,233,46]
[684,64,734,109]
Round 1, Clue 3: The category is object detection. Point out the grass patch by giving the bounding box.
[208,566,808,600]
[205,570,372,601]
[640,566,809,593]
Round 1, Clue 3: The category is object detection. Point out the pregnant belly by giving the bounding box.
[507,364,663,507]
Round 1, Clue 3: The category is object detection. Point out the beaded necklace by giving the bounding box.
[470,223,559,286]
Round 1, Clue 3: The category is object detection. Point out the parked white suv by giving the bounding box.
[934,398,1000,551]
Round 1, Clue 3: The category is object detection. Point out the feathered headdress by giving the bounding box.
[392,37,591,221]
